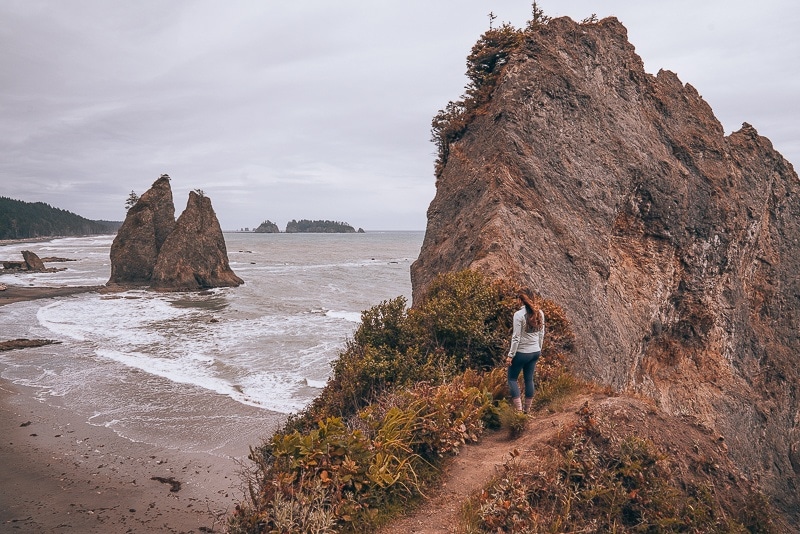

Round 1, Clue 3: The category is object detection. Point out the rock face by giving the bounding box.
[2,251,57,272]
[21,250,45,271]
[411,17,800,518]
[151,191,243,290]
[108,175,242,290]
[108,175,175,285]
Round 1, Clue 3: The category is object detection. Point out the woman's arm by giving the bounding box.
[508,312,522,358]
[538,309,546,349]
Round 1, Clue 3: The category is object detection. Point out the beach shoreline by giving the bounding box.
[0,285,105,307]
[0,377,245,533]
[0,283,246,532]
[0,236,67,247]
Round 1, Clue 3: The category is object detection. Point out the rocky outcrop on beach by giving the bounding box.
[108,175,242,290]
[1,250,62,273]
[411,16,800,518]
[21,250,45,271]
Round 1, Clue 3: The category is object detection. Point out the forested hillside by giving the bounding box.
[284,219,357,233]
[0,196,120,239]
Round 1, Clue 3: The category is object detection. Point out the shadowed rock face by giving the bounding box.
[108,175,175,285]
[108,176,242,291]
[21,251,45,271]
[151,191,243,290]
[411,16,800,518]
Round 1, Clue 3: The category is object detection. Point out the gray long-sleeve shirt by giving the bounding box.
[508,307,545,357]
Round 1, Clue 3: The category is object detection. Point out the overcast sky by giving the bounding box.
[1,1,797,231]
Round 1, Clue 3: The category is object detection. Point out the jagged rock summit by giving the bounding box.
[108,175,242,290]
[411,16,800,520]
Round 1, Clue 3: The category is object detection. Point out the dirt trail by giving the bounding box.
[378,396,596,534]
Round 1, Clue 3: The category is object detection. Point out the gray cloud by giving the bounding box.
[1,1,797,230]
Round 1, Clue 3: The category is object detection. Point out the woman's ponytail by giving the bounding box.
[519,291,543,332]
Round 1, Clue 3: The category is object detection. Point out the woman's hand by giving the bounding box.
[505,356,513,367]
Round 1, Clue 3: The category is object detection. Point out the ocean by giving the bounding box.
[0,231,423,457]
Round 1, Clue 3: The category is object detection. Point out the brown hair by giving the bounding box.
[519,291,543,332]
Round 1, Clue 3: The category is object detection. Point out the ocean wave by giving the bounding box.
[0,232,422,450]
[325,310,362,322]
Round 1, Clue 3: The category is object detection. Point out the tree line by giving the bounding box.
[0,196,119,240]
[254,219,363,233]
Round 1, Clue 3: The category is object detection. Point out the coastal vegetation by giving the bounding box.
[431,18,522,178]
[460,401,775,533]
[229,270,776,533]
[230,270,578,533]
[0,196,119,240]
[430,2,551,179]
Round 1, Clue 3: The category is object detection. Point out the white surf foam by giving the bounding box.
[325,310,362,323]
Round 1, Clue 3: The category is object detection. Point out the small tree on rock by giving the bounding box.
[125,191,140,211]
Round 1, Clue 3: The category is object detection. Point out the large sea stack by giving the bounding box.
[108,175,242,290]
[411,17,800,518]
[108,174,175,285]
[151,190,243,289]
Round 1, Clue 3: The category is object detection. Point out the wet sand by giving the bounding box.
[0,285,104,307]
[0,379,245,533]
[0,283,252,532]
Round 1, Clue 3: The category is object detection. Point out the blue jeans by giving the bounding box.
[508,351,540,399]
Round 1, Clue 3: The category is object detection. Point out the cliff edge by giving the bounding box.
[411,16,800,518]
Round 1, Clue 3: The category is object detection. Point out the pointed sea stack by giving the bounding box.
[411,16,800,519]
[108,175,242,290]
[108,174,175,285]
[151,190,243,290]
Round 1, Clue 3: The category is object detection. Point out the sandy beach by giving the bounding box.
[0,377,246,533]
[0,284,251,533]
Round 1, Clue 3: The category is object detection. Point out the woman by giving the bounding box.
[506,290,545,413]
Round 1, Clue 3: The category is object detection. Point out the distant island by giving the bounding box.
[286,219,364,233]
[253,220,280,233]
[286,219,362,233]
[249,219,365,233]
[0,196,121,240]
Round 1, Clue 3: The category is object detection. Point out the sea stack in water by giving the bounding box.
[108,175,175,284]
[411,17,800,518]
[151,189,243,289]
[108,175,242,290]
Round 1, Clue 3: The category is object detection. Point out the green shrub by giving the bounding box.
[497,401,528,439]
[232,368,504,533]
[530,351,582,412]
[406,270,519,371]
[287,270,523,432]
[232,269,581,532]
[431,24,524,177]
